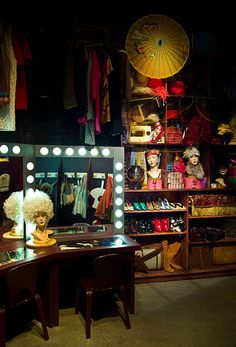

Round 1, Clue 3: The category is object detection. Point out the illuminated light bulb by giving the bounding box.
[26,162,34,171]
[102,148,110,156]
[115,221,123,229]
[27,175,34,184]
[115,162,123,170]
[78,147,86,156]
[53,147,62,156]
[13,145,21,154]
[0,145,8,154]
[115,209,123,217]
[115,186,123,194]
[40,147,49,155]
[65,147,74,156]
[90,148,98,156]
[115,174,123,182]
[115,197,123,206]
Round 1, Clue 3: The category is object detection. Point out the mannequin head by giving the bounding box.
[34,212,48,231]
[146,149,160,169]
[182,146,205,179]
[183,146,200,164]
[188,154,199,166]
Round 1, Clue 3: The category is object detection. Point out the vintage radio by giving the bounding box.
[129,125,152,143]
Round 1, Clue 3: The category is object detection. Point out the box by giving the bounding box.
[212,246,236,264]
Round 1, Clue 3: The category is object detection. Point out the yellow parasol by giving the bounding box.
[125,14,190,79]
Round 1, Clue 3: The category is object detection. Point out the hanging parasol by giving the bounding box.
[125,14,190,79]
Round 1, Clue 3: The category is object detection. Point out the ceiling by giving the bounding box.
[2,1,235,53]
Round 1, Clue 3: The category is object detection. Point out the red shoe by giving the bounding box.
[162,218,169,232]
[154,218,163,232]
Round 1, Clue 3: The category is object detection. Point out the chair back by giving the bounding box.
[6,262,39,307]
[93,253,123,289]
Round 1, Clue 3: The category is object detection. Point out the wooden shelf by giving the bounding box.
[135,264,236,284]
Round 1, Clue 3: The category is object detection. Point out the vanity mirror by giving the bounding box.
[0,143,34,239]
[0,143,124,240]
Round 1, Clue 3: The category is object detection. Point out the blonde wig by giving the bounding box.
[3,190,24,224]
[23,189,54,223]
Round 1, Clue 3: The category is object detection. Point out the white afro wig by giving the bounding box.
[23,189,54,223]
[3,190,24,224]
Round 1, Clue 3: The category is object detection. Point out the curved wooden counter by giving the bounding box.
[0,226,140,327]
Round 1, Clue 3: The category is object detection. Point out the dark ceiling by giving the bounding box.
[2,1,235,53]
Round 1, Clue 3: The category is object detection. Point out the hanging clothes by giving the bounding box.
[84,48,95,145]
[72,174,88,219]
[100,54,113,124]
[12,29,32,110]
[95,175,113,219]
[0,20,17,131]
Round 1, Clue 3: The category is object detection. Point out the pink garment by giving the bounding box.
[90,49,101,134]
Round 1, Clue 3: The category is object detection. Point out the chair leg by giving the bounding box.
[34,294,49,341]
[75,281,80,315]
[85,290,93,339]
[119,285,131,329]
[0,307,6,347]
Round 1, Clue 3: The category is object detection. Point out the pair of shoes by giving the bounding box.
[152,201,160,210]
[125,202,134,211]
[175,203,185,209]
[154,218,169,232]
[154,218,163,232]
[158,198,171,210]
[163,197,171,210]
[146,201,154,210]
[133,202,141,210]
[140,202,148,210]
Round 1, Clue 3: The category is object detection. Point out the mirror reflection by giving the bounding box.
[35,156,114,227]
[0,144,124,240]
[0,157,24,239]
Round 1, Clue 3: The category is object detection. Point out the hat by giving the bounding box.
[182,146,200,159]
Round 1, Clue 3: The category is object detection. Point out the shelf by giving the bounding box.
[189,237,236,245]
[128,231,187,237]
[135,264,236,283]
[125,208,187,214]
[188,214,236,219]
[125,188,235,193]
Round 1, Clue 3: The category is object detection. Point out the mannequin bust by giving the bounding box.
[146,149,161,179]
[23,190,57,248]
[183,146,205,179]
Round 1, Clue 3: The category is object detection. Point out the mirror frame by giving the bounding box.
[0,143,124,239]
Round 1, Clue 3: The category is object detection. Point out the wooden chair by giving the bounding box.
[75,253,131,339]
[0,262,49,346]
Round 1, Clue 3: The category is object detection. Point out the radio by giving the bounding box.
[129,125,152,143]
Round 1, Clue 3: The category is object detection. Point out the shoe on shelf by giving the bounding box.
[140,202,148,210]
[146,201,154,210]
[163,197,171,210]
[154,218,163,232]
[175,203,185,209]
[127,202,134,210]
[157,197,165,210]
[162,218,169,232]
[133,202,141,210]
[152,201,160,210]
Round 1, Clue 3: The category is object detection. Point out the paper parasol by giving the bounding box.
[125,14,190,79]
